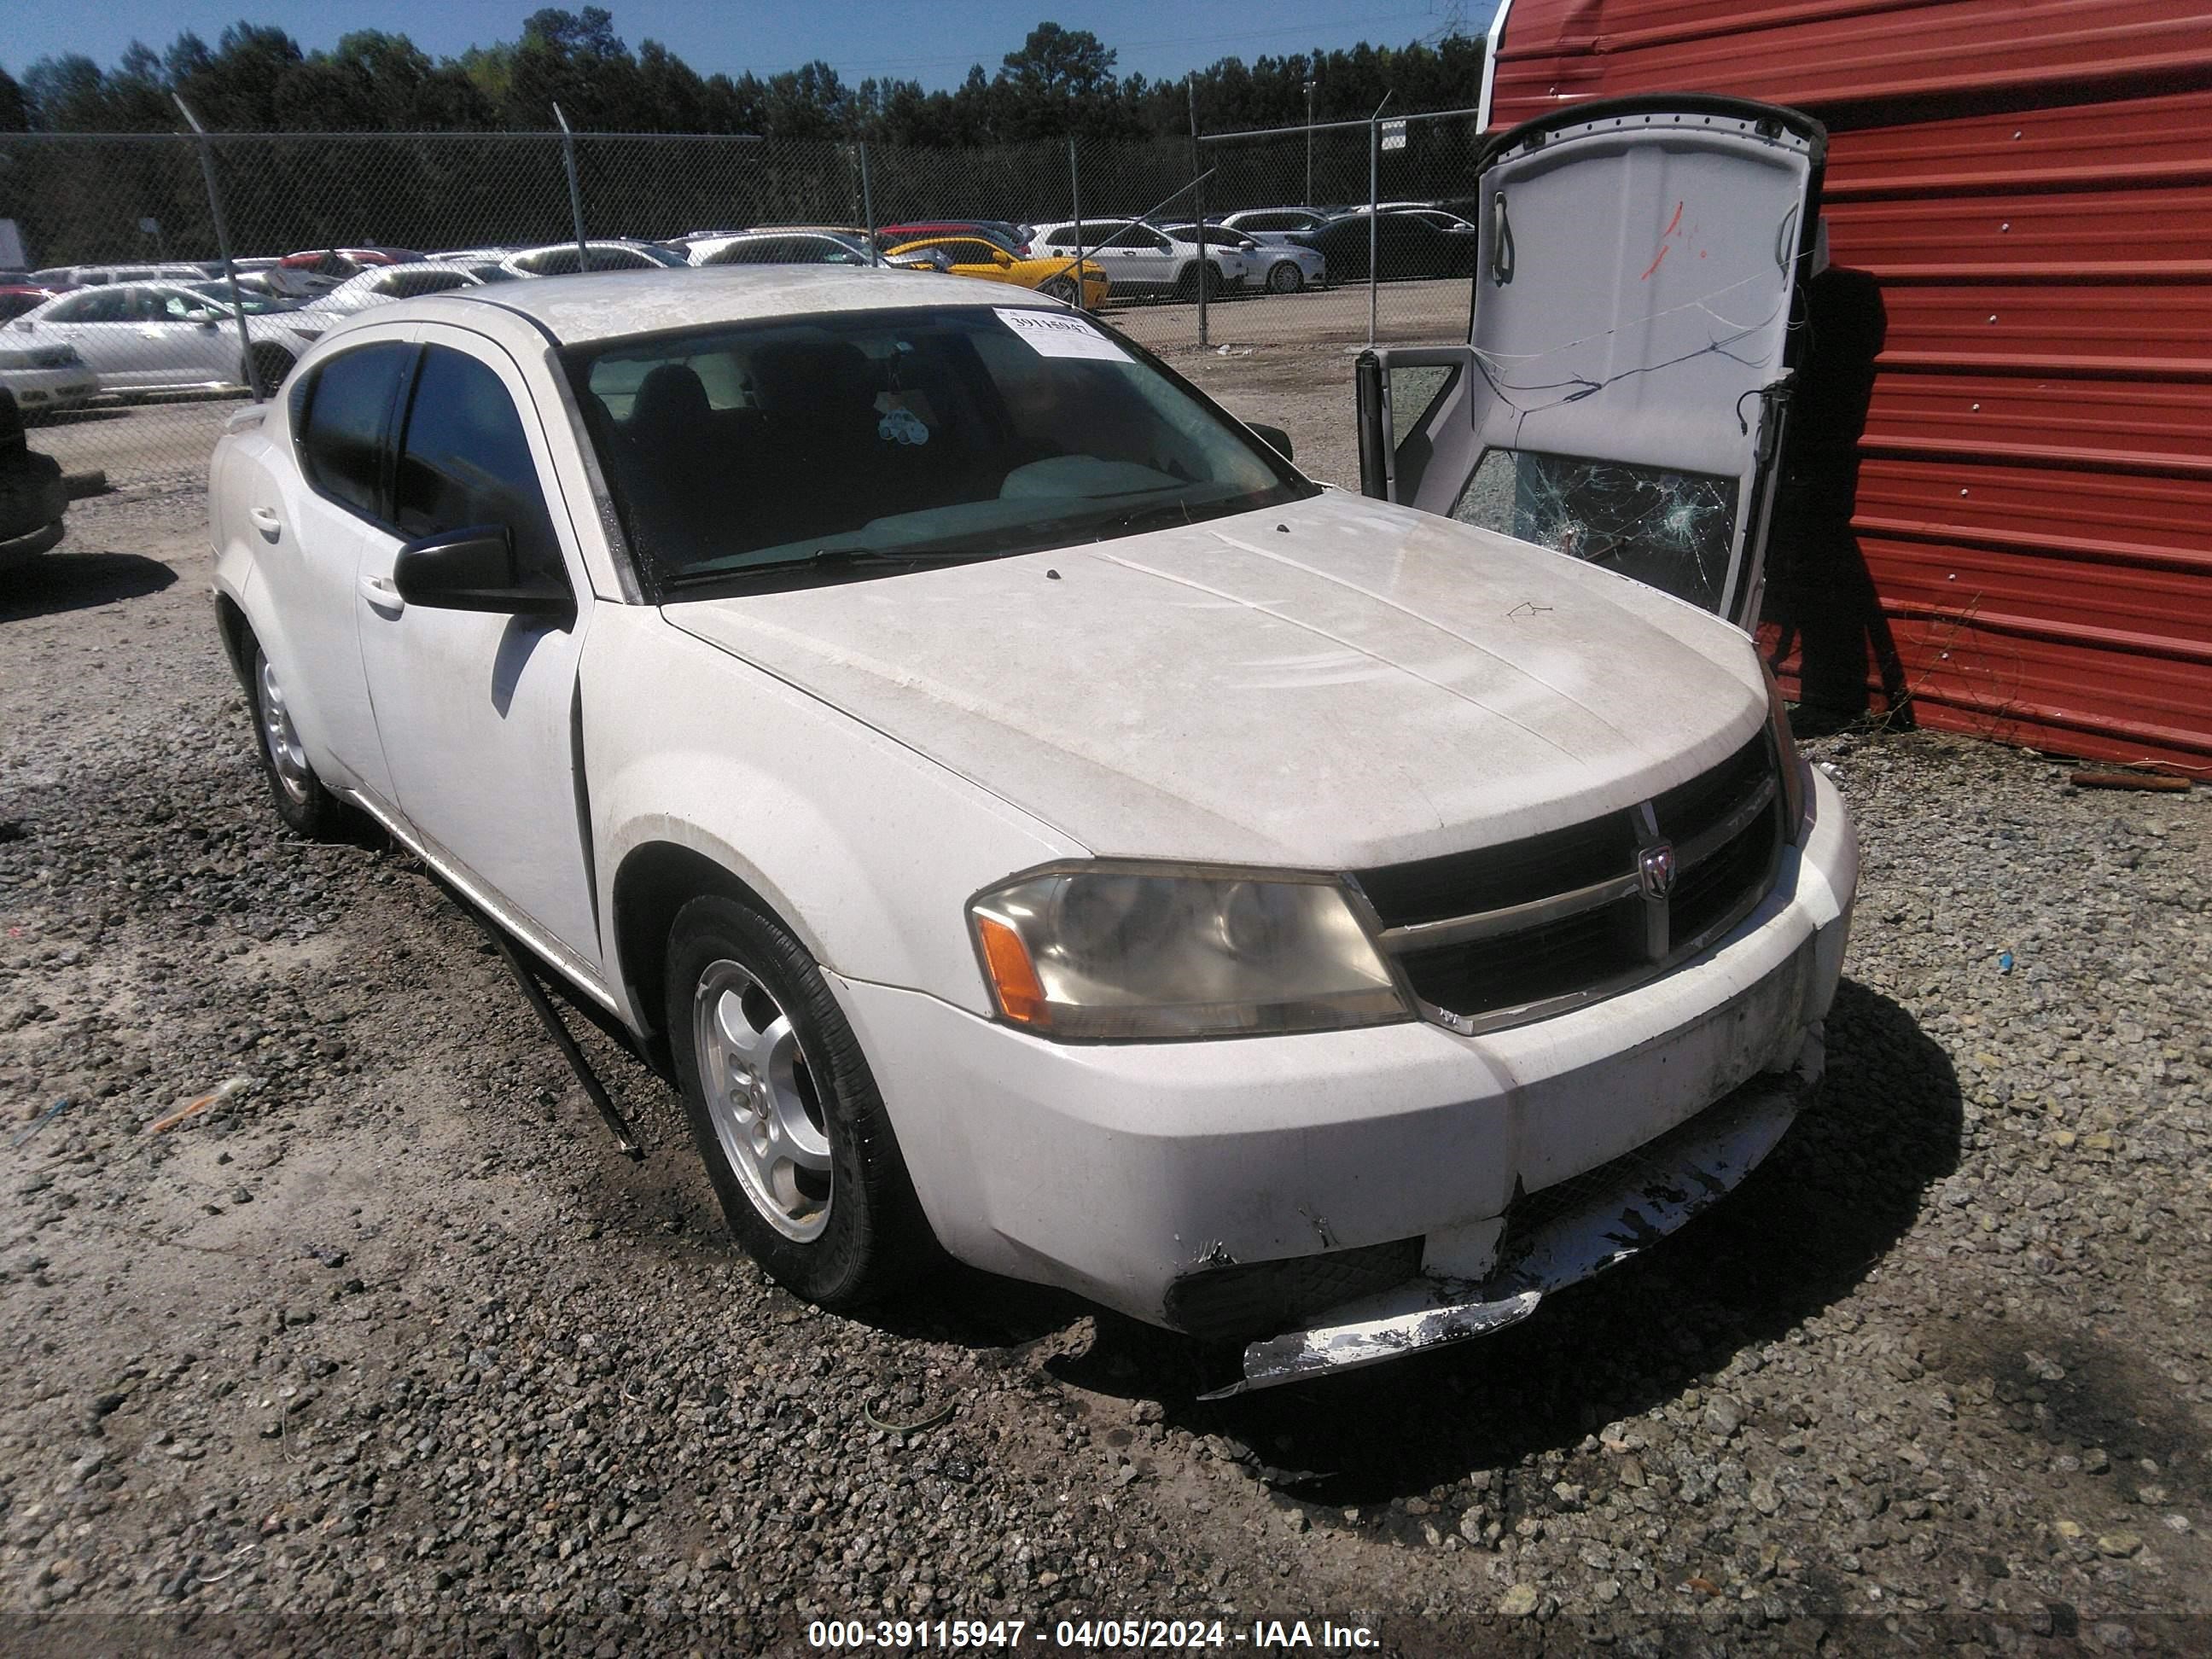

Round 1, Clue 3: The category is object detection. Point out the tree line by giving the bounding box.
[1,10,1487,141]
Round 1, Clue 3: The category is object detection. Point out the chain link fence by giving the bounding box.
[1,114,1486,494]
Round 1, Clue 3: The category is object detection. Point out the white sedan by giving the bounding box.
[208,268,1854,1392]
[14,282,327,396]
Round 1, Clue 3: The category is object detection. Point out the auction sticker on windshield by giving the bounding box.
[995,307,1131,362]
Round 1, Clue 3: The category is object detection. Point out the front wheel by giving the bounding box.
[666,894,933,1307]
[1266,260,1304,294]
[1040,276,1080,303]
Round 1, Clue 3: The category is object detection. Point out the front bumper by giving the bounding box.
[0,370,96,412]
[831,768,1855,1368]
[1205,1027,1820,1394]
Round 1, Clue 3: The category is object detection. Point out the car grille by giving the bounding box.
[1353,731,1784,1034]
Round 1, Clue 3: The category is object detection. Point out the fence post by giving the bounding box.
[1068,136,1085,311]
[553,104,589,272]
[1368,90,1394,348]
[858,143,877,265]
[1189,78,1208,347]
[173,97,264,400]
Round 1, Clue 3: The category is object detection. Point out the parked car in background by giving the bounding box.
[183,280,311,314]
[0,333,95,417]
[29,262,210,288]
[13,282,327,395]
[304,263,489,316]
[501,241,689,277]
[1217,207,1330,237]
[1292,210,1479,282]
[1030,219,1250,300]
[0,286,67,323]
[207,270,1854,1397]
[273,248,424,296]
[882,236,1107,306]
[1396,207,1481,233]
[0,388,67,567]
[1160,223,1324,294]
[876,220,1033,254]
[690,232,953,273]
[195,256,282,279]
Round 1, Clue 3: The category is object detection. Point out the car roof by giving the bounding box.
[348,265,1055,347]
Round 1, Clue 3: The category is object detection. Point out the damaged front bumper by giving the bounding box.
[1203,1027,1823,1398]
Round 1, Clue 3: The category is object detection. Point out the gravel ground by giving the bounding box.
[1,445,2208,1655]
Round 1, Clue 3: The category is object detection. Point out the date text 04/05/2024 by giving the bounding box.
[806,1619,1380,1650]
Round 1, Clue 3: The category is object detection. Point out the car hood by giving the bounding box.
[663,490,1768,870]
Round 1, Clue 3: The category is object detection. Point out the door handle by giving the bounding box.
[358,573,406,615]
[248,505,282,539]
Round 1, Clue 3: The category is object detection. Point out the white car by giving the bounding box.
[13,282,327,396]
[28,261,214,288]
[1029,219,1254,299]
[207,265,1854,1394]
[304,263,490,316]
[0,339,97,415]
[1163,223,1325,294]
[499,241,690,278]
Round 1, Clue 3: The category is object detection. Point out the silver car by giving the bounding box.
[304,264,490,317]
[12,282,328,396]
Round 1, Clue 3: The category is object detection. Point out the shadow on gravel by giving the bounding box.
[1048,978,1965,1501]
[0,550,178,620]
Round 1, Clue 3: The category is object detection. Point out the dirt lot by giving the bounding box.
[1,364,2209,1655]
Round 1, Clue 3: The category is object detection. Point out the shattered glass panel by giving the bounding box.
[1451,448,1740,614]
[1388,364,1457,450]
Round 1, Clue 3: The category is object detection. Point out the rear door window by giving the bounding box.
[394,345,563,577]
[294,341,414,520]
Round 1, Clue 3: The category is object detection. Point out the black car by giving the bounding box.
[0,389,67,568]
[1291,211,1479,282]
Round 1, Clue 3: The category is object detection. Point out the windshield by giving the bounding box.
[185,281,300,314]
[567,305,1315,597]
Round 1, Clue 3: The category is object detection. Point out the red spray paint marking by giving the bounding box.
[1640,200,1685,281]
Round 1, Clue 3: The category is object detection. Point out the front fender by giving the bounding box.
[584,608,1079,1027]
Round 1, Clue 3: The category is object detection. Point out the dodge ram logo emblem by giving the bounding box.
[1638,842,1677,899]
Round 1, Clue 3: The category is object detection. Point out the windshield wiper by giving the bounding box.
[667,544,985,591]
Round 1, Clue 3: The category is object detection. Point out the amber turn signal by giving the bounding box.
[975,913,1050,1027]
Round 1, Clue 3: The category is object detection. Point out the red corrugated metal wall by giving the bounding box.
[1488,0,2212,772]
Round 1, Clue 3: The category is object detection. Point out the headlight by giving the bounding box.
[969,862,1410,1041]
[1762,661,1809,844]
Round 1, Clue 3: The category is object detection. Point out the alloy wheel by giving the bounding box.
[692,959,833,1241]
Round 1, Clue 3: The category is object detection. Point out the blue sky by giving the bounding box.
[3,3,1487,90]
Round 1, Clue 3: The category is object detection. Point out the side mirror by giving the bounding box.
[393,525,574,623]
[1248,422,1295,463]
[993,252,1013,267]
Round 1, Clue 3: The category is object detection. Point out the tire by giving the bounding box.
[666,893,932,1308]
[1040,276,1079,304]
[245,344,294,396]
[1266,260,1304,294]
[1174,262,1224,301]
[247,640,348,838]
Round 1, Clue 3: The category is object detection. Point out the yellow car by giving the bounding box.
[884,236,1109,309]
